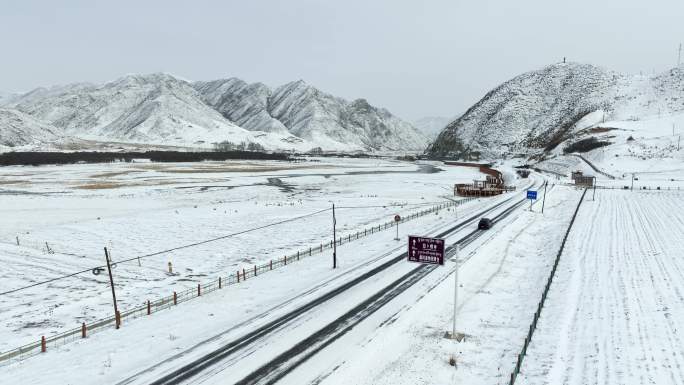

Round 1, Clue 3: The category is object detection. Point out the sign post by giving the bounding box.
[332,204,337,269]
[394,215,401,241]
[452,243,459,340]
[527,190,537,211]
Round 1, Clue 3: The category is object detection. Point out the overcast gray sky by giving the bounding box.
[1,0,683,121]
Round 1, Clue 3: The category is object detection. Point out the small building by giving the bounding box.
[571,171,594,186]
[571,171,581,180]
[575,176,594,186]
[516,169,531,178]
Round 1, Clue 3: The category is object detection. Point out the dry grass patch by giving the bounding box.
[137,163,328,174]
[77,182,124,190]
[90,170,139,178]
[76,180,179,190]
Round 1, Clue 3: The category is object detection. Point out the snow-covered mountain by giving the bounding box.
[3,74,284,148]
[413,116,452,140]
[1,74,425,152]
[195,78,429,151]
[193,78,289,134]
[0,108,63,147]
[0,92,14,105]
[426,62,684,159]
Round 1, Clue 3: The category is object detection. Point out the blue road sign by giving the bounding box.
[527,190,538,200]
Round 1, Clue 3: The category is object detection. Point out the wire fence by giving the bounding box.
[560,182,682,191]
[0,197,477,365]
[507,189,587,384]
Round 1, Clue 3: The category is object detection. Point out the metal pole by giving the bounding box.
[541,181,548,213]
[592,177,596,201]
[452,244,459,339]
[332,204,337,269]
[395,220,399,241]
[104,247,120,329]
[631,173,634,191]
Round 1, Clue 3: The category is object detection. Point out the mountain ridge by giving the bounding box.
[1,73,426,152]
[427,62,684,160]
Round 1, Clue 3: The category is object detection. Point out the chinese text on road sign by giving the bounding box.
[408,236,445,265]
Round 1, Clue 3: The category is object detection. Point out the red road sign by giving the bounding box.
[394,214,401,222]
[408,236,445,265]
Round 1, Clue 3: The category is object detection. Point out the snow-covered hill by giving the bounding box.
[427,62,684,160]
[3,74,290,149]
[413,116,452,139]
[193,78,289,134]
[195,78,429,151]
[1,74,425,153]
[0,108,63,148]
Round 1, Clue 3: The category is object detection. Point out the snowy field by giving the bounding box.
[3,154,682,385]
[0,157,484,352]
[519,189,684,385]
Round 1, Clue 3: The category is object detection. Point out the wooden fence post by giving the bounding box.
[242,268,246,280]
[81,322,87,338]
[284,255,287,265]
[197,284,201,296]
[254,265,257,276]
[173,291,177,305]
[147,300,151,315]
[218,277,222,289]
[115,311,121,328]
[237,270,240,283]
[41,336,46,353]
[270,260,273,270]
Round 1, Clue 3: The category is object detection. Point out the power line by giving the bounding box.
[0,199,457,297]
[0,267,103,296]
[0,207,331,297]
[111,207,332,265]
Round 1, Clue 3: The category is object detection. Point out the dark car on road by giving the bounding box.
[478,218,493,230]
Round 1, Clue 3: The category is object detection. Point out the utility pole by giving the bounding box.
[541,181,548,213]
[332,204,337,269]
[104,247,120,329]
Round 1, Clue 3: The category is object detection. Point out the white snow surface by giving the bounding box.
[0,158,682,384]
[518,189,684,385]
[0,157,481,353]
